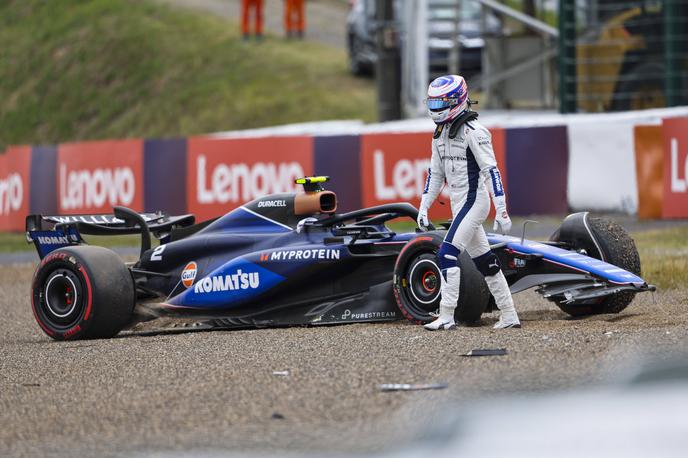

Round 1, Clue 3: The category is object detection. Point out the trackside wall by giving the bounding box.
[1,110,687,231]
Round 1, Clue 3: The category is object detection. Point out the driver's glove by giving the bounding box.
[417,207,429,230]
[492,197,512,234]
[493,208,512,234]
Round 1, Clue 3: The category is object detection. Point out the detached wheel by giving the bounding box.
[393,233,490,324]
[31,246,135,340]
[556,217,641,317]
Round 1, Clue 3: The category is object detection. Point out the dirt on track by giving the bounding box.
[1,261,687,457]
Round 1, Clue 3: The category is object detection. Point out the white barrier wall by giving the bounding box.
[567,120,639,213]
[561,107,688,213]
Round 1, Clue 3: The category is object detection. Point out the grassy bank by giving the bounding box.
[0,0,375,148]
[633,227,688,290]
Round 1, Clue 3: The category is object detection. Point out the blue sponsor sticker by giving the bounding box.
[423,168,431,194]
[170,259,285,309]
[489,167,505,197]
[29,229,80,258]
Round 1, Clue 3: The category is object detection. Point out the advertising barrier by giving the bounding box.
[567,120,639,213]
[489,127,507,218]
[144,138,187,215]
[662,117,688,218]
[57,140,144,215]
[634,125,664,219]
[187,136,313,221]
[360,129,509,220]
[0,146,32,231]
[313,135,362,212]
[30,146,58,216]
[505,126,568,215]
[361,132,452,218]
[2,109,686,234]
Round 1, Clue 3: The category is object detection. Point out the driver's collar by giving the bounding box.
[433,111,479,139]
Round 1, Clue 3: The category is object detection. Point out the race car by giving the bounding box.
[26,176,655,340]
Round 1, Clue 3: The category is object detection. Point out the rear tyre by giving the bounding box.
[31,246,135,340]
[393,233,490,324]
[556,217,641,317]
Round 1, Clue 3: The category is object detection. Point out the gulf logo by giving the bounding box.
[181,262,198,288]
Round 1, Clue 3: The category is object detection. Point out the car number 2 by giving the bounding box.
[151,245,166,261]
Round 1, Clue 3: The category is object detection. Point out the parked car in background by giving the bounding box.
[346,0,501,79]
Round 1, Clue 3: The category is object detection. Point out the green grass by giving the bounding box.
[0,232,31,253]
[0,0,375,149]
[631,227,688,290]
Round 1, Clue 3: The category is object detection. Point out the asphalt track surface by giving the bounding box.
[2,259,688,457]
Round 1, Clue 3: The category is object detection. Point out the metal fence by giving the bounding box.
[559,0,688,113]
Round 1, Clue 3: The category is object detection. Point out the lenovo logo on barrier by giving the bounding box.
[670,138,688,193]
[373,150,447,200]
[59,164,136,210]
[0,173,23,216]
[196,155,304,205]
[662,118,688,218]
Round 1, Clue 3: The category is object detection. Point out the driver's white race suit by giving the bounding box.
[420,115,520,330]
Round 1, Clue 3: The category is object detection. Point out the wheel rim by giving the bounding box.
[39,268,84,327]
[421,270,438,293]
[403,255,441,315]
[409,260,440,305]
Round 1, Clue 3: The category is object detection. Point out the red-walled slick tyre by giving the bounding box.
[393,232,490,324]
[31,246,135,340]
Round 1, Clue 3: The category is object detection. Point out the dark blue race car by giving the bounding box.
[26,177,655,340]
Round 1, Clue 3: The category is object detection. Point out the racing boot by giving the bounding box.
[424,305,456,330]
[485,271,521,329]
[424,264,460,331]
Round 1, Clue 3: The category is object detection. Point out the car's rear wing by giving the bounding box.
[26,206,195,259]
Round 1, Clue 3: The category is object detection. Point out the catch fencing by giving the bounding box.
[559,0,688,113]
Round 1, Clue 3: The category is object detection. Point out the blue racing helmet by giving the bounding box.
[426,75,469,124]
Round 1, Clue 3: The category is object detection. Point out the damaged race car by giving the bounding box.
[26,176,655,340]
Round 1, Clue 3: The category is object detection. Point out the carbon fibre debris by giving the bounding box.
[464,348,508,357]
[377,383,448,392]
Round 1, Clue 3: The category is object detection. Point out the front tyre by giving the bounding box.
[556,217,641,317]
[31,246,135,340]
[393,233,490,324]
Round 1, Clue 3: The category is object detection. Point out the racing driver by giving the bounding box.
[418,74,521,330]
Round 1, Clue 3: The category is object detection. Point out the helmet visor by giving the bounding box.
[426,97,459,111]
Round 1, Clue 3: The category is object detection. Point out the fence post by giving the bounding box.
[664,0,680,107]
[558,1,576,113]
[375,0,402,121]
